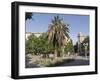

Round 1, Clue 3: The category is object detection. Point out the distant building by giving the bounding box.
[25,32,43,40]
[26,32,32,40]
[77,32,87,54]
[26,32,71,43]
[78,32,86,43]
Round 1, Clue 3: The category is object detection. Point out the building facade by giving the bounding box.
[77,32,87,55]
[26,32,43,40]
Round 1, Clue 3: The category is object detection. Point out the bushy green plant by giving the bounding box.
[82,36,89,51]
[64,41,74,55]
[25,33,54,57]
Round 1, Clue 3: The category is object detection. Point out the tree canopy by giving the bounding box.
[47,16,70,57]
[25,12,33,20]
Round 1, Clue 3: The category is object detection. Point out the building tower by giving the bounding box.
[77,32,85,55]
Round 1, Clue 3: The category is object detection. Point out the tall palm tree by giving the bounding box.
[47,16,70,58]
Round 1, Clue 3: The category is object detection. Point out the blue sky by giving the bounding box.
[26,13,89,45]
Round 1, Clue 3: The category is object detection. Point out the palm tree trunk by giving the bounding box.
[54,49,58,58]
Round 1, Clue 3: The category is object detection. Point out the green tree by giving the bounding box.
[74,42,78,53]
[82,36,89,51]
[64,41,74,55]
[47,16,70,58]
[39,33,54,58]
[26,33,54,58]
[25,34,37,54]
[83,36,89,44]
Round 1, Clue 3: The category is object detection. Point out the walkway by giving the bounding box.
[25,54,89,68]
[61,55,89,66]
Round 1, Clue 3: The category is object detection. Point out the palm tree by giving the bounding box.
[47,16,70,58]
[25,12,33,20]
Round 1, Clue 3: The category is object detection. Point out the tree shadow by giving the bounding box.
[60,59,89,67]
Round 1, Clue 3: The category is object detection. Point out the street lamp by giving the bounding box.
[77,33,81,55]
[83,43,88,58]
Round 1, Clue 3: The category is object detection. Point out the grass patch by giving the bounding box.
[34,57,74,67]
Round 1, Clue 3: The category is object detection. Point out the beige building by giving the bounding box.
[26,32,43,40]
[77,32,87,54]
[78,32,86,43]
[26,32,71,43]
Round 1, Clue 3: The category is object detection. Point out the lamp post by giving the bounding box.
[77,33,81,55]
[83,43,88,58]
